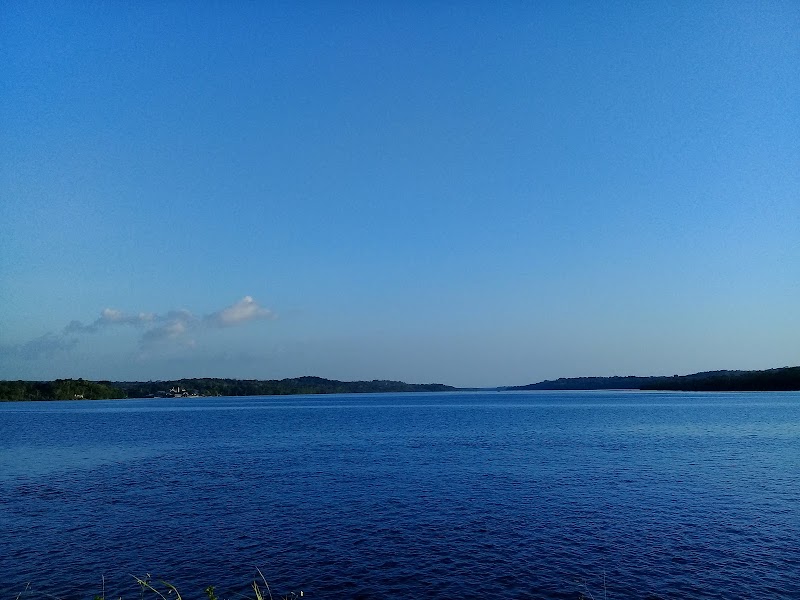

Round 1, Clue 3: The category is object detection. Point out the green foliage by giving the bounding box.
[0,376,454,401]
[4,366,800,400]
[0,378,126,401]
[114,376,455,398]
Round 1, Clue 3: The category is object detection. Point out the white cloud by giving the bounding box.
[63,308,156,334]
[12,296,275,359]
[205,296,273,327]
[99,308,156,326]
[140,310,198,346]
[99,308,126,323]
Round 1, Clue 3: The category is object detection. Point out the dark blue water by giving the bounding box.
[1,391,799,599]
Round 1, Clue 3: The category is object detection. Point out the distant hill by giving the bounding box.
[115,376,456,398]
[508,366,800,392]
[0,378,125,401]
[0,376,456,401]
[5,367,800,401]
[506,375,662,391]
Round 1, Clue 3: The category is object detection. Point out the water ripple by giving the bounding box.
[1,392,800,599]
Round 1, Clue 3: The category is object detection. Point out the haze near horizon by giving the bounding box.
[1,2,798,388]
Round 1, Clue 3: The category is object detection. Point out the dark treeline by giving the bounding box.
[5,367,800,400]
[0,376,455,401]
[509,375,656,391]
[116,376,455,398]
[0,379,125,401]
[642,367,800,391]
[510,366,800,392]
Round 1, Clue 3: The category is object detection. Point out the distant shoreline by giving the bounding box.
[503,365,800,392]
[0,376,456,401]
[3,366,800,401]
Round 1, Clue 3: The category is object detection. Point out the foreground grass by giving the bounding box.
[13,570,608,599]
[133,571,302,600]
[11,569,303,600]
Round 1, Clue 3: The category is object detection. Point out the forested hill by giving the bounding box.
[0,379,125,401]
[0,376,455,401]
[509,366,800,392]
[508,375,658,391]
[116,377,455,398]
[5,367,800,400]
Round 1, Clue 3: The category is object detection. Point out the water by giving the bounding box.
[1,391,799,599]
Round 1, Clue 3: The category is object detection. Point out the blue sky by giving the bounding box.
[1,1,798,387]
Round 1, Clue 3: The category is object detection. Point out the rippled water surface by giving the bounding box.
[1,391,799,599]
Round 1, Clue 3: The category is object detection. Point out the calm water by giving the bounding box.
[1,391,799,599]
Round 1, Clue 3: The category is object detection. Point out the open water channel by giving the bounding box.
[1,391,799,599]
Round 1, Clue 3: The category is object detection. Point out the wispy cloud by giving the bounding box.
[3,296,274,360]
[205,295,274,327]
[63,308,156,334]
[139,310,198,346]
[0,332,79,360]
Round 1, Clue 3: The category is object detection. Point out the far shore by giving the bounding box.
[3,366,800,401]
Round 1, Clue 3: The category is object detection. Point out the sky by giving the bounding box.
[1,1,798,387]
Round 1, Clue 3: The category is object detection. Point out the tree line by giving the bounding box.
[0,378,126,401]
[0,376,455,401]
[509,366,800,392]
[116,376,455,398]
